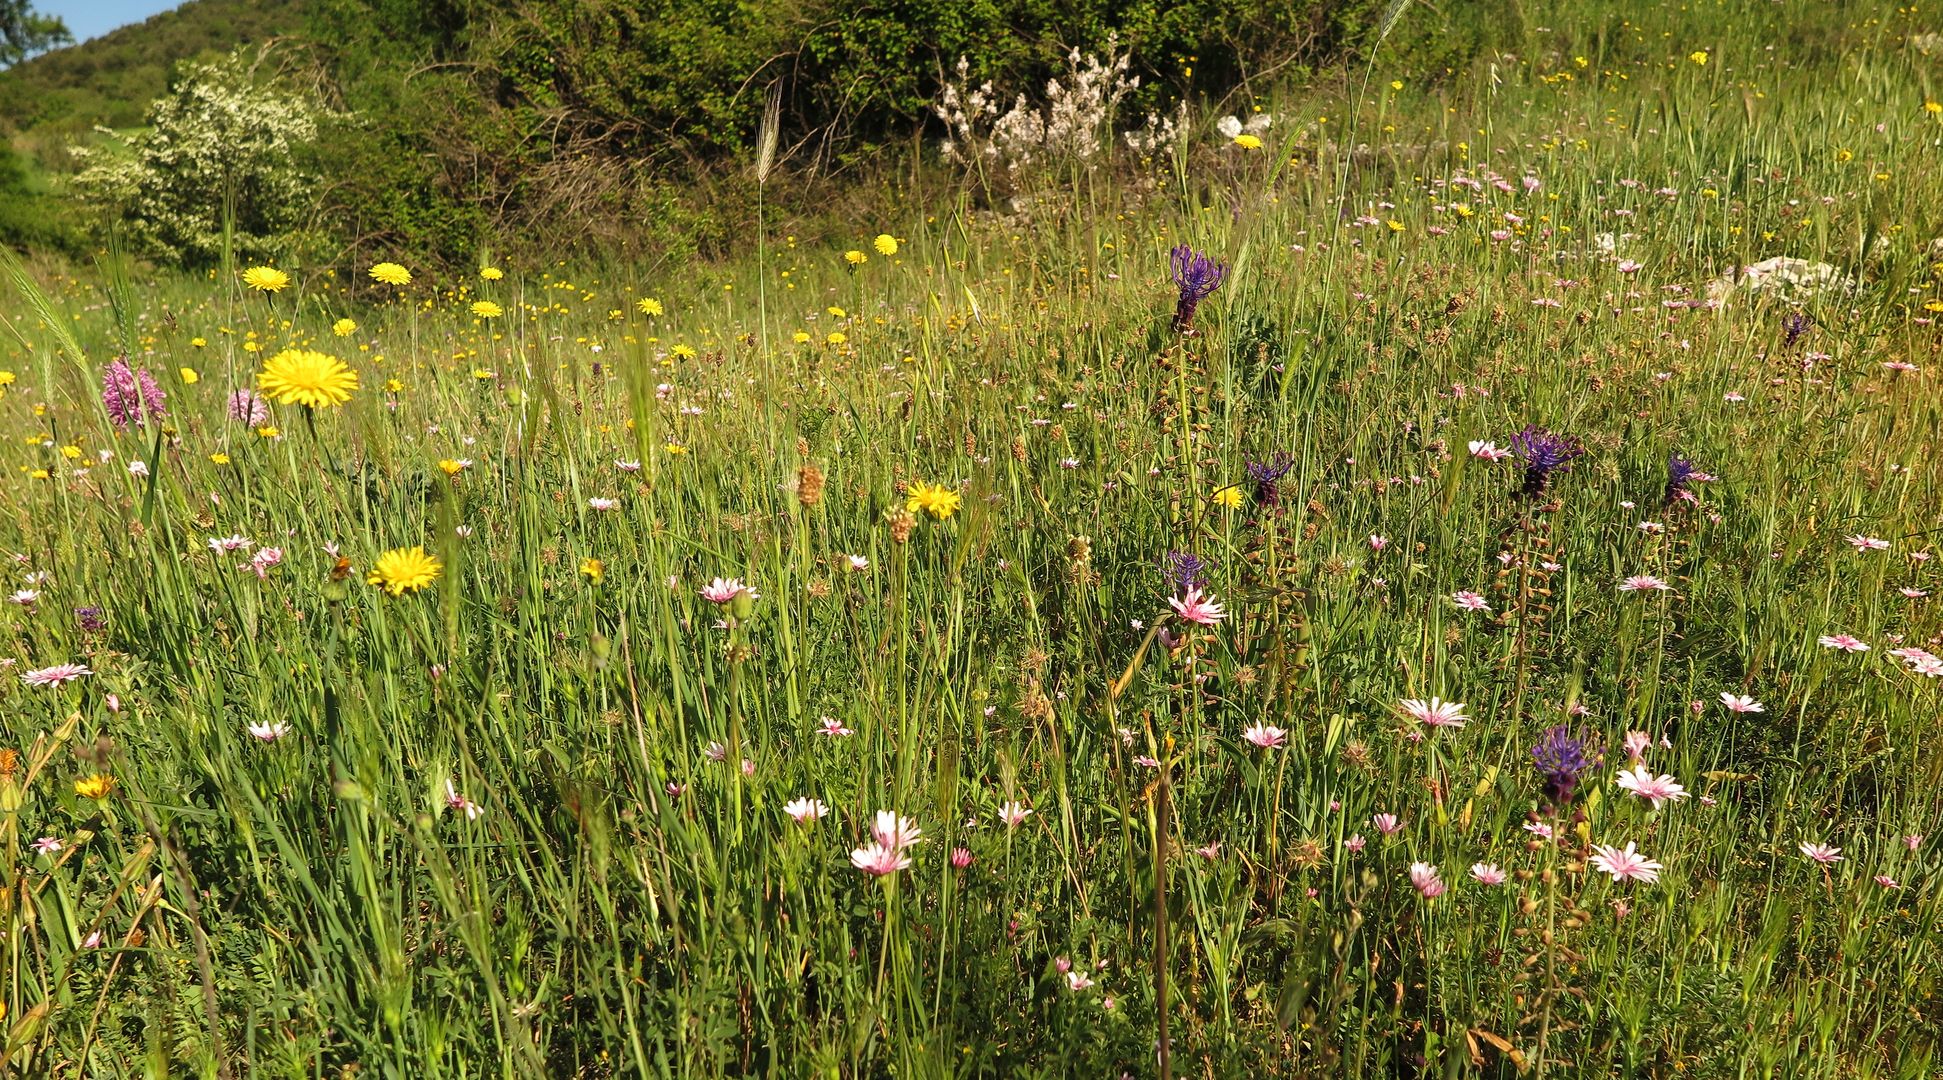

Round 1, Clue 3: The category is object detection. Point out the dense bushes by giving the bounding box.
[3,0,1510,264]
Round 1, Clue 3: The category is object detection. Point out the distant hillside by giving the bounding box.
[0,0,309,134]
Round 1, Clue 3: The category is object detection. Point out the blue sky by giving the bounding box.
[41,0,182,44]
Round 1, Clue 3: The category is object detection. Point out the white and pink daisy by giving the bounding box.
[1409,862,1448,898]
[849,841,911,876]
[783,797,829,823]
[1799,842,1842,864]
[1614,765,1688,808]
[21,663,91,688]
[699,577,758,604]
[870,810,923,851]
[1589,841,1663,883]
[1452,591,1491,613]
[1168,587,1227,626]
[1398,697,1469,729]
[1817,634,1869,653]
[1619,575,1672,592]
[1719,692,1765,713]
[1470,862,1506,886]
[1242,723,1287,750]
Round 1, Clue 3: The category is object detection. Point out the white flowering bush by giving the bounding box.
[933,40,1139,183]
[70,54,319,265]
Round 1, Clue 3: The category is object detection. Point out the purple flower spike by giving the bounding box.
[102,358,165,429]
[1244,452,1295,507]
[1170,245,1227,333]
[1532,725,1602,809]
[1162,551,1210,592]
[1509,425,1584,498]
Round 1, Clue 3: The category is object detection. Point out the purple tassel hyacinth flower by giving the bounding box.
[102,358,165,429]
[1244,452,1295,508]
[1169,245,1227,333]
[1509,425,1584,499]
[1532,725,1602,810]
[1162,551,1210,593]
[1664,454,1707,505]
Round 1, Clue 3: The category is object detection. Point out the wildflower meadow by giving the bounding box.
[2,0,1943,1075]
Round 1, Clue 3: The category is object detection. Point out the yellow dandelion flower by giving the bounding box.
[792,331,812,344]
[74,774,116,799]
[826,331,847,345]
[844,250,867,266]
[480,266,504,280]
[664,442,688,455]
[580,557,604,582]
[873,234,898,256]
[366,546,442,596]
[257,426,280,438]
[1232,134,1263,149]
[438,459,467,476]
[242,266,290,293]
[1834,148,1853,163]
[827,306,847,317]
[671,344,697,359]
[332,318,357,337]
[59,445,80,459]
[1386,220,1405,233]
[385,378,405,393]
[1212,485,1244,509]
[209,453,230,465]
[179,367,199,384]
[1688,51,1708,65]
[369,262,412,286]
[637,297,663,316]
[905,480,962,521]
[190,337,206,348]
[471,301,503,318]
[258,349,359,409]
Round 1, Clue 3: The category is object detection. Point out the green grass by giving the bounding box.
[0,0,1941,1075]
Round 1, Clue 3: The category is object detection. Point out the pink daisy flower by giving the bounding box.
[1409,862,1447,898]
[1614,765,1688,808]
[1470,862,1506,885]
[1452,590,1491,612]
[1589,841,1663,883]
[1168,587,1227,626]
[21,663,92,688]
[1398,697,1469,729]
[1799,842,1842,864]
[1619,575,1672,592]
[1241,723,1287,750]
[1817,634,1869,653]
[699,577,758,604]
[849,842,911,876]
[783,797,829,823]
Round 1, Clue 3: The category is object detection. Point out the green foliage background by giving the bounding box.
[0,0,1503,265]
